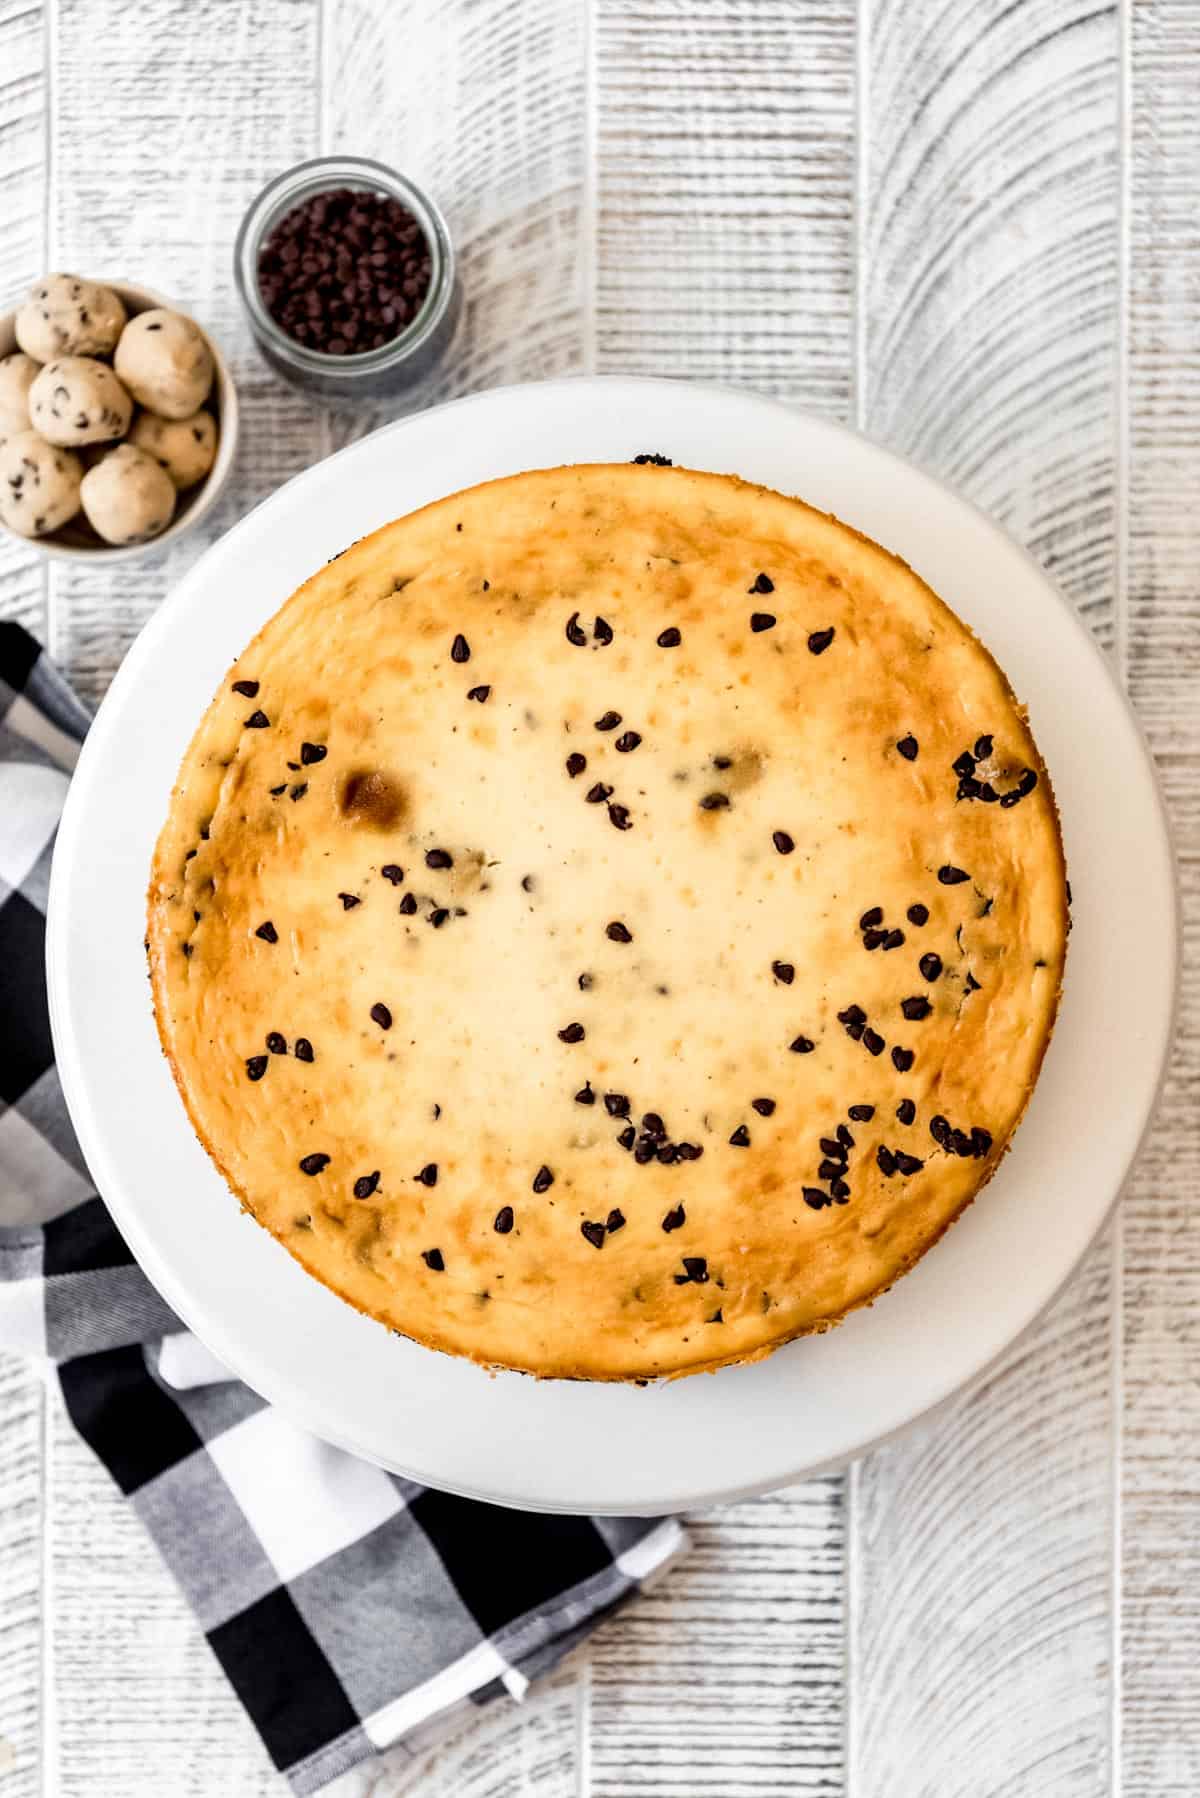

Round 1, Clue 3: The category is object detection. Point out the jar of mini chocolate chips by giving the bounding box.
[234,156,461,403]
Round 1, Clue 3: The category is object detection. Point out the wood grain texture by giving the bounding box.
[849,2,1121,1791]
[323,0,587,451]
[0,1356,43,1798]
[1122,0,1200,1789]
[589,1483,844,1796]
[594,0,855,415]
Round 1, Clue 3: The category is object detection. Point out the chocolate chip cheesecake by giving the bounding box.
[147,463,1068,1380]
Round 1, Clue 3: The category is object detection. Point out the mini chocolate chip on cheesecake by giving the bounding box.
[149,461,1066,1382]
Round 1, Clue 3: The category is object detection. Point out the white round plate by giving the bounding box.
[47,378,1176,1515]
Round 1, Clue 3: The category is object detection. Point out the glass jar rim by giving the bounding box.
[233,155,455,377]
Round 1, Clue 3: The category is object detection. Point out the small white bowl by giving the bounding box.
[0,278,239,563]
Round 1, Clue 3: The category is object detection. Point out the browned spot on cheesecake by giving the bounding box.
[337,769,408,832]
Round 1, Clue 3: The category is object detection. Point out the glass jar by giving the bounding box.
[233,155,461,405]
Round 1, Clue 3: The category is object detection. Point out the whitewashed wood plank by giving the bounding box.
[587,7,854,1790]
[45,0,327,701]
[0,8,48,1794]
[1123,0,1200,1789]
[595,0,855,416]
[589,1484,843,1796]
[323,0,587,454]
[850,2,1120,1791]
[0,1356,44,1798]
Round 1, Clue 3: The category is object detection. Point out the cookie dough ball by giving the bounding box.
[0,353,39,443]
[80,443,176,546]
[0,431,83,538]
[29,356,133,447]
[15,274,127,361]
[115,309,213,419]
[128,407,217,491]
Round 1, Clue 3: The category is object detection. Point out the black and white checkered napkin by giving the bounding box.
[0,621,687,1794]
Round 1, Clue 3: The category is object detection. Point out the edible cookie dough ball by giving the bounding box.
[0,431,83,538]
[128,407,217,490]
[81,443,176,546]
[29,356,133,447]
[0,353,39,443]
[15,274,127,361]
[115,309,213,419]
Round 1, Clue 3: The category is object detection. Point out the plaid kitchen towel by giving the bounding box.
[0,620,687,1794]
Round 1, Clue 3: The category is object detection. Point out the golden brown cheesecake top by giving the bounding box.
[147,463,1067,1379]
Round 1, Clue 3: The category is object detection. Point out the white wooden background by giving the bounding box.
[0,0,1196,1792]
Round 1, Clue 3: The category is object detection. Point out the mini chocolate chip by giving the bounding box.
[415,1163,438,1186]
[808,628,835,655]
[897,734,919,761]
[617,1125,636,1150]
[566,752,587,777]
[839,1004,866,1027]
[232,679,260,697]
[422,1248,445,1271]
[907,903,930,926]
[370,1003,392,1029]
[300,741,327,765]
[752,1097,776,1117]
[860,906,884,930]
[634,1136,658,1164]
[930,1115,951,1146]
[971,1127,993,1157]
[594,616,614,645]
[831,1178,851,1201]
[820,1137,846,1160]
[295,1038,314,1062]
[953,751,977,779]
[837,1123,855,1148]
[615,731,642,753]
[863,1028,885,1056]
[675,1256,708,1285]
[919,952,943,982]
[299,1153,330,1176]
[428,908,449,927]
[818,1158,844,1182]
[289,783,308,801]
[749,572,775,594]
[772,830,795,855]
[901,996,932,1020]
[974,734,994,759]
[608,803,632,830]
[846,1020,865,1041]
[586,782,613,803]
[863,928,886,951]
[338,892,361,909]
[790,1035,815,1054]
[662,1205,686,1232]
[451,633,471,663]
[575,1082,596,1106]
[244,710,270,728]
[802,1188,829,1210]
[494,1206,514,1234]
[581,1220,606,1249]
[657,627,682,647]
[578,972,593,990]
[713,756,733,770]
[882,929,905,950]
[847,1104,875,1122]
[750,612,776,632]
[245,1055,268,1081]
[399,893,418,915]
[467,685,491,702]
[699,792,730,810]
[269,785,287,797]
[896,1098,916,1125]
[426,848,453,869]
[676,1142,703,1160]
[595,710,622,731]
[381,864,404,885]
[559,1022,585,1043]
[603,1093,631,1122]
[772,960,795,984]
[892,1046,915,1072]
[566,613,587,646]
[951,1128,973,1157]
[642,1112,666,1138]
[938,864,969,885]
[656,1143,679,1164]
[729,1124,751,1147]
[266,1033,287,1055]
[532,1165,555,1192]
[354,1172,380,1199]
[876,1145,896,1177]
[606,1208,626,1232]
[606,921,633,943]
[895,1150,925,1176]
[255,920,278,943]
